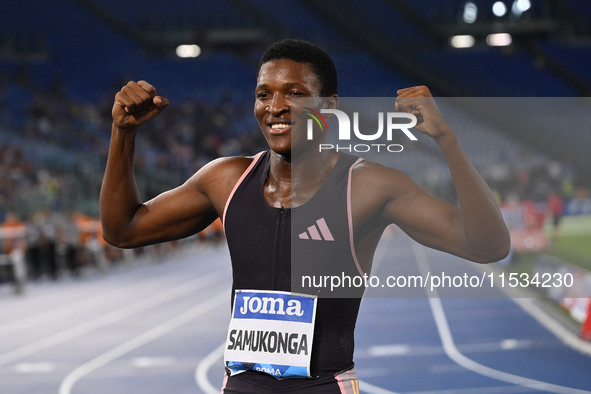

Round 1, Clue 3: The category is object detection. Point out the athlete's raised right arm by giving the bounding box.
[100,81,248,248]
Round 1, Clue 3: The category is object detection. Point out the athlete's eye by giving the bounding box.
[256,92,270,100]
[287,91,305,97]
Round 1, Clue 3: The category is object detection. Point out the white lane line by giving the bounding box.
[131,356,176,368]
[13,362,56,373]
[0,276,183,337]
[191,338,401,394]
[411,241,590,394]
[359,379,399,394]
[512,297,591,356]
[0,269,227,367]
[194,342,226,394]
[368,344,412,356]
[405,384,538,393]
[0,259,169,322]
[59,289,228,394]
[366,339,545,358]
[0,246,224,327]
[470,262,591,357]
[369,234,392,274]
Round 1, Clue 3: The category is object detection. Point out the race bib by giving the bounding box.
[224,290,317,379]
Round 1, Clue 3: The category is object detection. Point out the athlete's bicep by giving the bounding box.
[113,178,215,248]
[371,166,474,258]
[386,188,467,251]
[113,156,251,248]
[144,180,217,238]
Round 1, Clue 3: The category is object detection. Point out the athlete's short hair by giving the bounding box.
[258,39,338,96]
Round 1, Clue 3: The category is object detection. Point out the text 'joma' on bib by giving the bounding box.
[224,289,318,379]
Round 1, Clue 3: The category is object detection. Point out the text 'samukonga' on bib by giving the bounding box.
[224,290,318,379]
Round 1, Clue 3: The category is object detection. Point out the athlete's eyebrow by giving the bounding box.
[255,82,308,90]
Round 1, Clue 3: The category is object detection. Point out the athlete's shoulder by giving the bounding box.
[189,152,265,189]
[207,154,259,174]
[351,159,423,199]
[180,152,266,214]
[351,159,406,179]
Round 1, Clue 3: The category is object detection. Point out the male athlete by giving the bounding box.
[100,39,510,393]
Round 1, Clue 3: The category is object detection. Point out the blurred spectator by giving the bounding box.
[25,212,42,280]
[0,212,27,292]
[0,212,27,255]
[546,191,565,241]
[38,209,59,279]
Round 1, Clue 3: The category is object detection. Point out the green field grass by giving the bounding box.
[507,216,591,329]
[546,215,591,271]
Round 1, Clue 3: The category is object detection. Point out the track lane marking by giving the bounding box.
[192,343,400,394]
[469,262,591,357]
[411,241,590,394]
[195,342,226,394]
[0,269,227,367]
[59,289,228,394]
[0,247,227,335]
[358,380,399,394]
[0,274,195,338]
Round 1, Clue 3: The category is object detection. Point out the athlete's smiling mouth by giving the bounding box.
[267,121,293,134]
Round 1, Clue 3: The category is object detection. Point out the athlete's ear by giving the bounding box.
[324,95,339,110]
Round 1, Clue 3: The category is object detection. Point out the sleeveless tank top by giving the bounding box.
[223,150,364,382]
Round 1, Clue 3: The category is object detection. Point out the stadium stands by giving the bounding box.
[0,1,589,283]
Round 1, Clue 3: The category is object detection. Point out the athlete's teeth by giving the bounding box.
[271,124,289,129]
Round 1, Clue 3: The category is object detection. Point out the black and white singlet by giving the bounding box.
[222,150,365,393]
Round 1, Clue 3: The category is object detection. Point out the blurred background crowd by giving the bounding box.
[0,0,590,287]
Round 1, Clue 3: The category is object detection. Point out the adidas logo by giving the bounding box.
[298,218,334,241]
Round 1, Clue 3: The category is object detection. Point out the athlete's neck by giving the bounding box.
[265,149,339,208]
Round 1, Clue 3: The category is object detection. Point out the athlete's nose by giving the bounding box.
[266,94,289,115]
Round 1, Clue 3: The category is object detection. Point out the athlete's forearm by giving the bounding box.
[99,124,143,246]
[437,133,510,262]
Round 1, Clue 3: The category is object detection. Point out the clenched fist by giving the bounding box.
[395,86,452,141]
[112,81,169,130]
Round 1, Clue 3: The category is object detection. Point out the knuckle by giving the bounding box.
[138,80,155,94]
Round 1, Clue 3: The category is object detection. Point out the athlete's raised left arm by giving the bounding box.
[383,86,510,263]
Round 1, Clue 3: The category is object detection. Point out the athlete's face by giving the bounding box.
[254,59,323,157]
